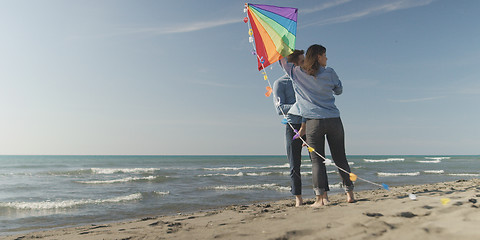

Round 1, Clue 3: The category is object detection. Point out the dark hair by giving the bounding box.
[302,44,326,76]
[286,49,304,65]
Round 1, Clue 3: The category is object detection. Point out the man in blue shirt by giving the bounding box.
[272,49,305,207]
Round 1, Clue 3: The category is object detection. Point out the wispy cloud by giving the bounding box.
[140,18,241,35]
[389,96,444,103]
[131,18,239,35]
[303,0,435,27]
[71,18,240,39]
[301,0,352,14]
[190,80,242,88]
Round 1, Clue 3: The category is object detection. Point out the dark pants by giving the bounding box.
[285,124,303,195]
[306,118,354,195]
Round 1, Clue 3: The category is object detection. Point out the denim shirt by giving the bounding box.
[279,58,342,119]
[272,74,303,124]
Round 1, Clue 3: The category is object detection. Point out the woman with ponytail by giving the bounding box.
[280,44,355,207]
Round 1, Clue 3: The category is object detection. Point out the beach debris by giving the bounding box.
[149,221,161,226]
[398,212,417,218]
[409,193,417,200]
[422,205,434,209]
[349,173,357,181]
[365,212,384,217]
[468,198,477,204]
[382,183,390,190]
[441,198,451,205]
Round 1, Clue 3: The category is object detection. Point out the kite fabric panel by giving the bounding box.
[247,3,298,70]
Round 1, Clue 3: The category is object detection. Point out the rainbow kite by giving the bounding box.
[246,3,298,70]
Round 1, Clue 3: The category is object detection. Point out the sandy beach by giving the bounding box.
[3,178,479,240]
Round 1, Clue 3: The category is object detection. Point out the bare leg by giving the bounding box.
[346,190,355,203]
[295,195,303,207]
[322,192,330,205]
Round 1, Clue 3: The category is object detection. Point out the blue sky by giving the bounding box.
[1,0,479,155]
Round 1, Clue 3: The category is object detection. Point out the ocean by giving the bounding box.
[0,155,479,235]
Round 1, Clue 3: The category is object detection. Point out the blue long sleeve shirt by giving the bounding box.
[272,74,303,124]
[279,58,342,119]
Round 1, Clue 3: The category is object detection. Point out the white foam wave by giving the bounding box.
[262,163,290,169]
[154,191,170,195]
[326,161,355,166]
[245,172,276,176]
[377,172,420,177]
[279,171,312,176]
[425,157,450,160]
[76,176,157,184]
[0,193,142,210]
[448,173,480,177]
[423,170,444,174]
[198,172,245,177]
[416,160,441,163]
[203,167,257,171]
[90,168,160,174]
[205,183,290,192]
[328,183,343,189]
[364,158,404,163]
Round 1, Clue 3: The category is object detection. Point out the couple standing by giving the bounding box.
[272,44,355,207]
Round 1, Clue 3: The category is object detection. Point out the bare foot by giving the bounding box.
[322,196,330,206]
[310,201,324,208]
[310,195,326,208]
[295,195,303,207]
[346,191,355,203]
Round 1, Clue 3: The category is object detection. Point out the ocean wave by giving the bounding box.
[0,193,142,210]
[46,168,162,176]
[245,172,277,176]
[423,170,444,174]
[75,176,159,184]
[364,158,404,163]
[279,171,312,176]
[154,191,170,195]
[425,157,450,160]
[416,160,441,163]
[262,163,290,169]
[202,167,257,171]
[198,172,245,177]
[198,171,314,177]
[90,168,160,174]
[448,173,479,177]
[203,163,308,172]
[204,183,290,192]
[328,161,355,166]
[377,172,420,177]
